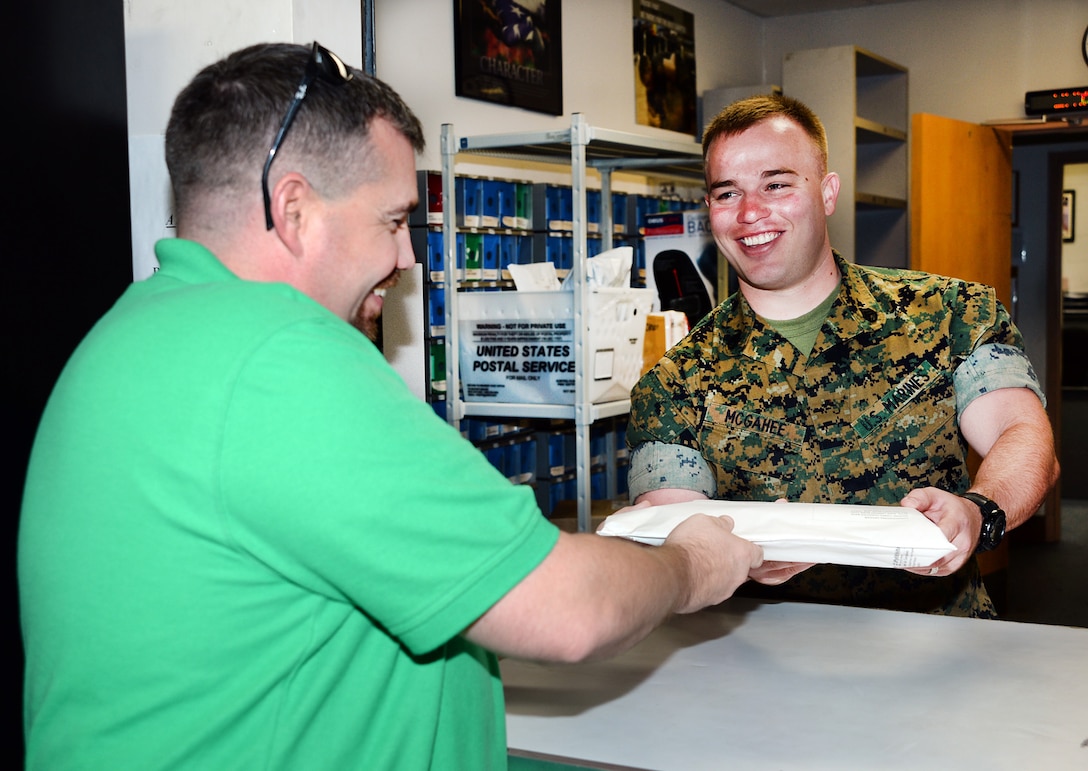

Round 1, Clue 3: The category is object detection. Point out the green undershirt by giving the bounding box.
[761,282,840,357]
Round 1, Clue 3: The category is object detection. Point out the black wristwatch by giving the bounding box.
[961,492,1007,553]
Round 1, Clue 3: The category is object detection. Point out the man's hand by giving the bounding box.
[660,513,764,613]
[899,486,980,577]
[467,506,763,663]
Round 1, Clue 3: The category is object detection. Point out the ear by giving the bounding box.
[267,171,314,255]
[821,171,840,217]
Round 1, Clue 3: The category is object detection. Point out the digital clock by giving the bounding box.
[1024,86,1088,118]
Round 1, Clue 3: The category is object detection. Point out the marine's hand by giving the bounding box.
[596,499,651,530]
[660,513,763,614]
[900,486,977,576]
[749,560,816,585]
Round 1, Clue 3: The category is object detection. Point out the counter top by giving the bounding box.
[502,599,1088,770]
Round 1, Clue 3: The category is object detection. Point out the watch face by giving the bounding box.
[964,492,1006,552]
[1083,25,1088,67]
[982,512,1005,546]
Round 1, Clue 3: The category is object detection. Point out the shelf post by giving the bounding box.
[570,114,592,532]
[440,124,462,428]
[600,169,614,252]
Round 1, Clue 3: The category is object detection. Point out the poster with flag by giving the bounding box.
[454,0,563,115]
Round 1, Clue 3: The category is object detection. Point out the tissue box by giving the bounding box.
[458,288,654,405]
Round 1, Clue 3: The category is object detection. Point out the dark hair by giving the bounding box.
[165,42,424,220]
[701,93,828,174]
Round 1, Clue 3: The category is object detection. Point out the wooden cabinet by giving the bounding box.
[910,114,1012,303]
[783,45,909,268]
[909,112,1018,587]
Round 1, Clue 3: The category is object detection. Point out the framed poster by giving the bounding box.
[1063,189,1075,243]
[633,0,696,135]
[454,0,563,115]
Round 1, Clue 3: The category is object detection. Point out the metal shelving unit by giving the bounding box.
[440,114,703,530]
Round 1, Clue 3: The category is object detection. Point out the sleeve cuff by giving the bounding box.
[627,441,716,501]
[954,342,1046,414]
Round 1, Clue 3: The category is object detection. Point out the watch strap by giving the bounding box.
[960,492,997,515]
[960,492,1006,552]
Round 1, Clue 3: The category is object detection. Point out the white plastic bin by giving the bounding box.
[458,288,654,405]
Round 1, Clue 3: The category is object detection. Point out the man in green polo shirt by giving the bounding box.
[18,43,763,769]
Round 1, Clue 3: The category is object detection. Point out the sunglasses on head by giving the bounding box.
[261,41,353,230]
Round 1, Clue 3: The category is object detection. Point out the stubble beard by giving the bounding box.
[351,270,401,342]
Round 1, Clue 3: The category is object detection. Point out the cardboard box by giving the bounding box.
[458,288,654,405]
[641,310,690,375]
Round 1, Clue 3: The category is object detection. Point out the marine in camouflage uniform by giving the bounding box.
[627,252,1045,617]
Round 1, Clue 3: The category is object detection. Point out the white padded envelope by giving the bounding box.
[598,500,957,568]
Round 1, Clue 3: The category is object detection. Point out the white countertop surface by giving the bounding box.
[502,599,1088,770]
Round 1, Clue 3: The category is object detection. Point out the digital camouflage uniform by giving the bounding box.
[628,253,1044,618]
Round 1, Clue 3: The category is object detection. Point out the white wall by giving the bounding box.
[759,0,1086,125]
[122,0,761,275]
[369,0,1084,170]
[374,0,762,172]
[122,0,1085,273]
[123,0,363,278]
[124,0,363,135]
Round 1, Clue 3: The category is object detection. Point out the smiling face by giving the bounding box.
[704,115,841,317]
[309,117,419,340]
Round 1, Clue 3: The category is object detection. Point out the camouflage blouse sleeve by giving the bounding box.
[948,281,1044,414]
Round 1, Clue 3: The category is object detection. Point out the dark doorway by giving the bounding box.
[8,0,132,760]
[1011,132,1088,539]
